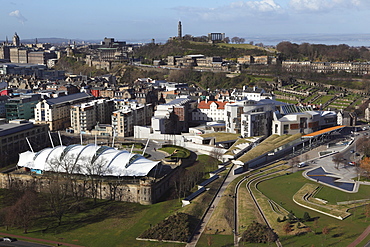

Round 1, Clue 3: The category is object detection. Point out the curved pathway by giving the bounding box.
[347,225,370,247]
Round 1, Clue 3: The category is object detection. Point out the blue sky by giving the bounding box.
[2,0,370,44]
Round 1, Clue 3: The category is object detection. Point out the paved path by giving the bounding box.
[186,164,238,247]
[347,225,370,247]
[0,232,84,247]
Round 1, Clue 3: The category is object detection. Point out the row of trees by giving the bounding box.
[276,41,370,62]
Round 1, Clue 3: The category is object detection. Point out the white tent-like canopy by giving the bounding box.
[17,144,160,177]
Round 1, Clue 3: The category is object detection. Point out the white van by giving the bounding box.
[297,162,307,168]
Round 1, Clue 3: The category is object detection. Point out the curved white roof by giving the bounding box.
[18,144,160,177]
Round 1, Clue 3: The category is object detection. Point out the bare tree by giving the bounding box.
[5,190,39,233]
[332,153,344,169]
[80,157,111,204]
[322,226,330,240]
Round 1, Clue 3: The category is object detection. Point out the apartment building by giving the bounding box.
[112,102,153,137]
[34,92,93,131]
[282,61,370,75]
[225,99,284,136]
[70,99,114,133]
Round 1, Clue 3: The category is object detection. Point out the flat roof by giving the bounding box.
[302,125,346,138]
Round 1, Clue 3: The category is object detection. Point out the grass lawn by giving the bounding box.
[313,95,333,105]
[257,171,370,247]
[197,234,234,247]
[276,99,298,104]
[0,194,184,247]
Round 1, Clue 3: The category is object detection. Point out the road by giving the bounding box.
[0,232,84,247]
[0,240,51,247]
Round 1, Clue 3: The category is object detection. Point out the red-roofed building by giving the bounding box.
[193,100,230,122]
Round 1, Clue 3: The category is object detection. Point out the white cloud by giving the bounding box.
[230,0,282,12]
[9,10,27,24]
[289,0,363,12]
[174,0,283,21]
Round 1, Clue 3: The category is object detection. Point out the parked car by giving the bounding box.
[298,162,307,168]
[2,237,16,242]
[348,162,356,166]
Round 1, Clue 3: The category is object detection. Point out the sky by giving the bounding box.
[1,0,370,45]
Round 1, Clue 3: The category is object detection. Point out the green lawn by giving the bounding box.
[0,193,184,247]
[257,172,370,247]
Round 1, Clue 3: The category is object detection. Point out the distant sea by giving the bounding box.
[5,33,370,47]
[241,34,370,47]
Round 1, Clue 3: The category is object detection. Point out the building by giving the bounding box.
[5,94,41,120]
[231,86,275,101]
[0,119,49,166]
[152,97,191,135]
[225,99,285,136]
[337,110,356,126]
[9,47,28,63]
[112,101,153,137]
[272,110,337,135]
[0,63,64,80]
[28,51,57,65]
[193,100,229,122]
[0,95,10,118]
[34,92,94,131]
[70,99,114,133]
[208,33,225,43]
[178,21,182,39]
[12,32,20,47]
[9,144,172,205]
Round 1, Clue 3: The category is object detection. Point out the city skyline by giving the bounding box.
[2,0,370,45]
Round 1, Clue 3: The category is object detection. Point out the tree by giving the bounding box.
[231,37,240,44]
[303,212,311,222]
[360,157,370,179]
[80,157,111,204]
[322,226,330,240]
[332,153,344,169]
[5,190,39,233]
[313,218,319,233]
[224,37,230,44]
[283,222,291,234]
[241,221,278,243]
[365,204,370,222]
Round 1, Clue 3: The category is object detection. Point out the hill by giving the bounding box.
[133,40,273,62]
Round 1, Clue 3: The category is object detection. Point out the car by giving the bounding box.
[348,161,356,166]
[297,162,307,168]
[2,237,16,242]
[350,150,355,153]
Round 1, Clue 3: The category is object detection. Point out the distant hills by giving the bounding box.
[1,33,369,47]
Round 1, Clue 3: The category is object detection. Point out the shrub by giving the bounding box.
[241,221,278,244]
[139,213,193,242]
